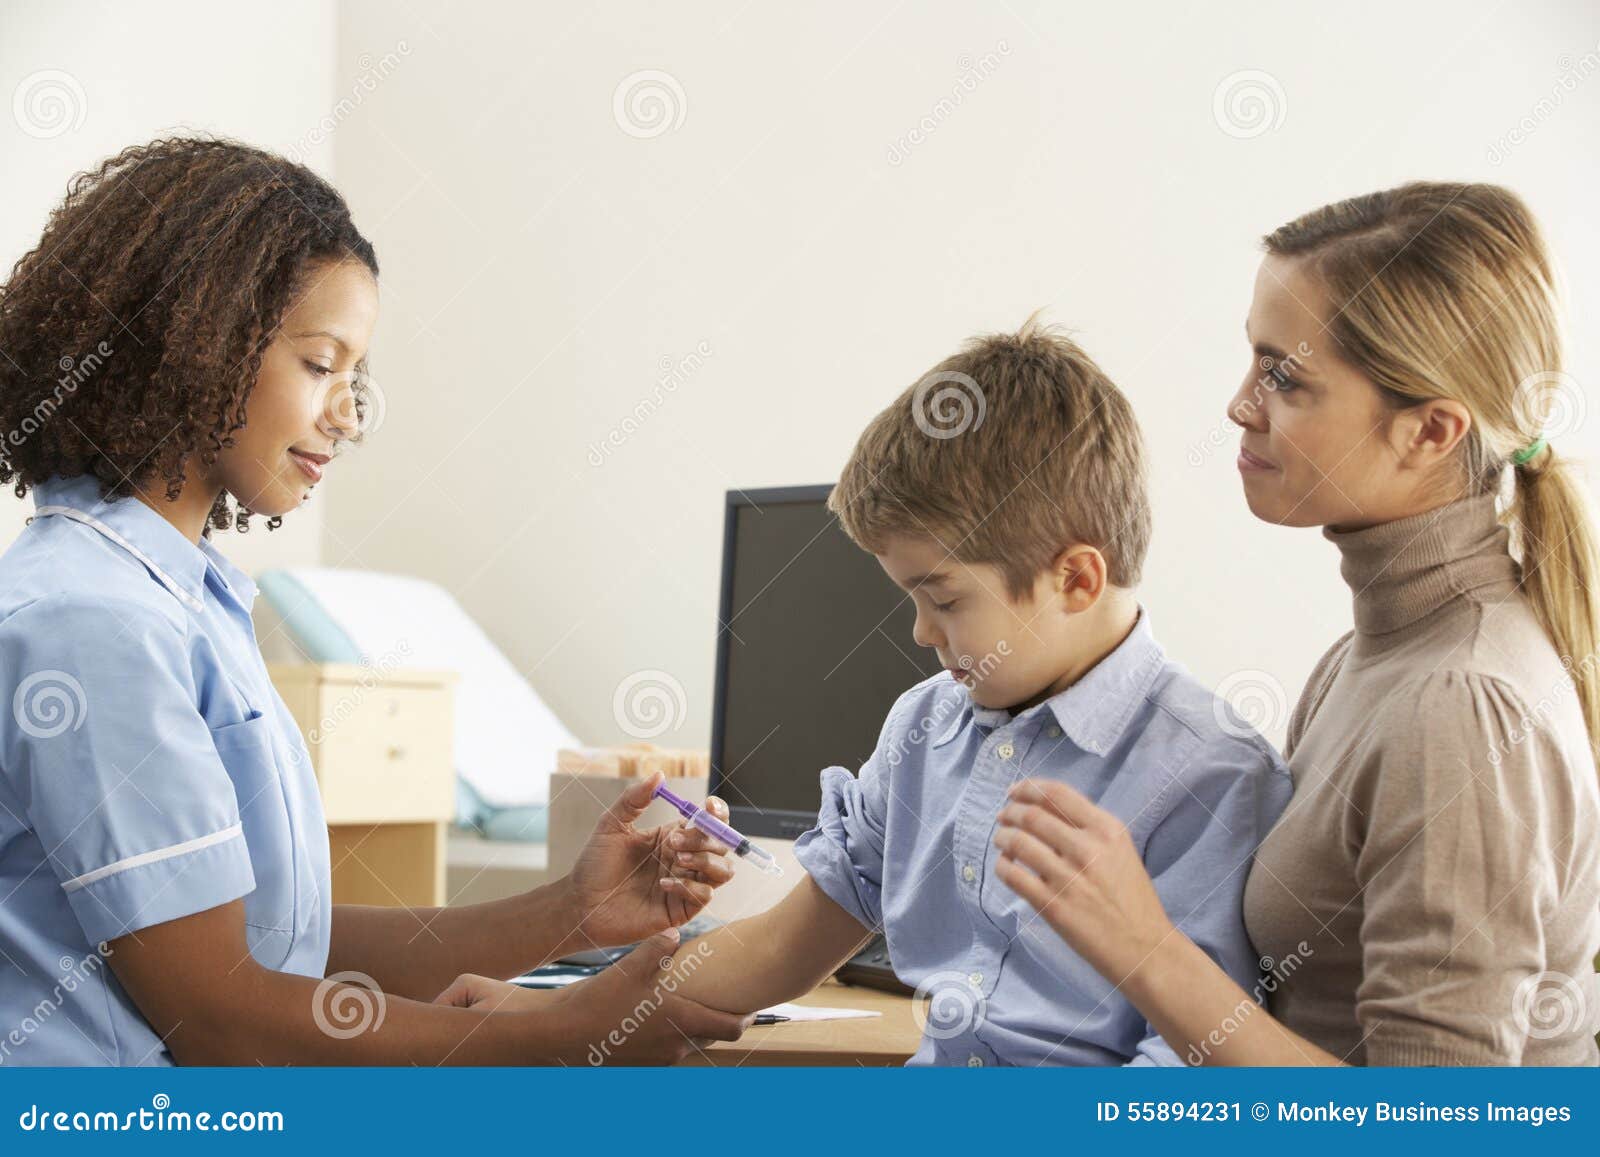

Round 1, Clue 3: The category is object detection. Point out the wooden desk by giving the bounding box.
[680,980,921,1067]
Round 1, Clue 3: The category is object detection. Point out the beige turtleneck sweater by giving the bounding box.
[1242,494,1600,1065]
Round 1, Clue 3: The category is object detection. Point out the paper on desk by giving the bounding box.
[758,1002,880,1022]
[509,978,883,1021]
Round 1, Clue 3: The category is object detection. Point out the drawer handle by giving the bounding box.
[387,745,406,761]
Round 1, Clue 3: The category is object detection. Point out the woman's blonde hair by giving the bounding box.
[1265,181,1600,764]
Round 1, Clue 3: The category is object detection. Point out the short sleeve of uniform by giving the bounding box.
[791,693,908,931]
[0,595,256,945]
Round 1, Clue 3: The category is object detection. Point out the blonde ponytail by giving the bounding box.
[1265,182,1600,765]
[1512,447,1600,766]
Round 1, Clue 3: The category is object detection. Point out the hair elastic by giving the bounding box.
[1512,436,1548,466]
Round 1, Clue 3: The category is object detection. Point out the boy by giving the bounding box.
[451,320,1292,1065]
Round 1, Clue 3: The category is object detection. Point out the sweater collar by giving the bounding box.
[1326,493,1518,636]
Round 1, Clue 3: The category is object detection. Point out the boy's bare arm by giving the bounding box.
[673,874,877,1013]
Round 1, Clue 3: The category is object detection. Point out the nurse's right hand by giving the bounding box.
[435,927,753,1065]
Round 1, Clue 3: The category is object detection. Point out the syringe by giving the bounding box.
[652,782,785,877]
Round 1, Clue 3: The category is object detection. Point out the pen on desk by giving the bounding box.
[751,1014,790,1026]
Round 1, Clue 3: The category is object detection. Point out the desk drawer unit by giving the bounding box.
[268,663,457,907]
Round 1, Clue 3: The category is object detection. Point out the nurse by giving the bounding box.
[0,137,749,1065]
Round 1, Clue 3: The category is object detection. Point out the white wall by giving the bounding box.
[323,0,1600,751]
[0,0,338,575]
[6,1,1598,756]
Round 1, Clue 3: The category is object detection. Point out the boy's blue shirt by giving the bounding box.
[793,607,1293,1067]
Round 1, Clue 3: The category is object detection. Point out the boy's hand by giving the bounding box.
[994,778,1176,987]
[562,771,736,949]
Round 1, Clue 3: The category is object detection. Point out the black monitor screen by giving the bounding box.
[709,486,944,838]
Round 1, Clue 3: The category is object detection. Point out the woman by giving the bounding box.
[0,137,749,1065]
[995,181,1600,1065]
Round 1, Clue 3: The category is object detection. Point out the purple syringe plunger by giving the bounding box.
[652,782,784,876]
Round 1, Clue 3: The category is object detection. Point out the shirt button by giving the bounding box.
[967,1055,984,1067]
[1046,726,1062,739]
[996,742,1015,759]
[969,972,984,987]
[961,864,976,883]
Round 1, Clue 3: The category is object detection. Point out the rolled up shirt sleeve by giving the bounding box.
[791,693,910,933]
[0,596,256,945]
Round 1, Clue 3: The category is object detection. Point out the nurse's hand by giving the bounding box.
[993,778,1176,987]
[435,928,753,1064]
[433,974,559,1012]
[563,771,735,946]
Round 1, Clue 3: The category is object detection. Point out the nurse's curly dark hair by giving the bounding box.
[0,135,379,533]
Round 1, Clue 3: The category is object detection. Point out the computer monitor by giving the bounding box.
[709,485,944,839]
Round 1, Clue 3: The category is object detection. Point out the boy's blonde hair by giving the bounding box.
[829,317,1151,598]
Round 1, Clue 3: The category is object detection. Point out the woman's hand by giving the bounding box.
[563,771,735,948]
[434,929,753,1065]
[993,778,1177,986]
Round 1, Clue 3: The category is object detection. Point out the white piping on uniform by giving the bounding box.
[33,505,205,614]
[60,823,243,892]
